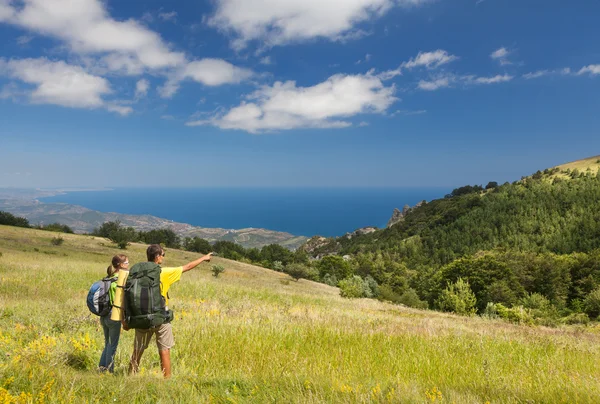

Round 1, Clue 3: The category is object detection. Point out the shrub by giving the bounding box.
[317,255,353,280]
[520,293,552,311]
[184,237,212,254]
[322,274,338,287]
[211,264,225,278]
[397,288,428,309]
[0,211,30,228]
[561,313,590,325]
[495,304,534,325]
[51,236,64,246]
[139,228,181,249]
[272,261,284,272]
[519,293,559,321]
[436,278,477,316]
[364,275,380,298]
[284,263,310,281]
[583,287,600,319]
[379,284,402,303]
[482,302,499,319]
[339,276,370,298]
[39,223,74,233]
[110,228,137,250]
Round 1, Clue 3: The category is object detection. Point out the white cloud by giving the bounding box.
[101,53,146,76]
[523,68,571,80]
[356,53,373,65]
[523,70,550,80]
[184,59,253,86]
[490,47,512,65]
[259,56,272,65]
[189,73,397,133]
[403,50,458,69]
[417,73,513,91]
[0,0,253,100]
[378,49,457,80]
[391,109,426,116]
[106,104,133,116]
[418,77,451,91]
[359,121,370,126]
[0,0,15,21]
[0,0,185,73]
[159,59,254,98]
[208,0,429,49]
[578,65,600,76]
[158,11,178,22]
[16,35,33,45]
[0,57,129,115]
[0,82,25,100]
[468,74,513,84]
[135,79,150,99]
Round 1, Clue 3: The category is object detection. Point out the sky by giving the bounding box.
[1,0,599,188]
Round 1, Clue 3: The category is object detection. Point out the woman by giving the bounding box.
[99,254,129,373]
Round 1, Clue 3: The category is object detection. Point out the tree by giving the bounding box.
[38,223,74,233]
[213,241,247,260]
[184,237,213,254]
[93,221,122,238]
[261,244,293,266]
[245,248,262,263]
[110,227,138,249]
[0,211,30,228]
[93,221,137,249]
[139,229,180,248]
[284,263,311,281]
[485,182,499,190]
[339,276,371,298]
[317,255,352,280]
[436,278,477,316]
[584,287,600,319]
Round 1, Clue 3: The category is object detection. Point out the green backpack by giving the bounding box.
[124,262,173,329]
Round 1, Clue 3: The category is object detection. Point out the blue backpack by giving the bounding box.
[87,277,116,317]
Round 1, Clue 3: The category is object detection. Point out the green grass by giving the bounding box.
[1,225,599,403]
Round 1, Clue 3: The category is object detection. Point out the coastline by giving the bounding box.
[0,188,308,250]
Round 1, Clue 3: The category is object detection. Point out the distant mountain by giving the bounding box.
[0,189,307,250]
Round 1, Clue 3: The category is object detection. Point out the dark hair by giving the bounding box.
[107,254,128,276]
[147,244,164,262]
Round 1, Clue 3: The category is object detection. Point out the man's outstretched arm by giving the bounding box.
[182,252,213,273]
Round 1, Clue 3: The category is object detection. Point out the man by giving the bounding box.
[128,244,212,378]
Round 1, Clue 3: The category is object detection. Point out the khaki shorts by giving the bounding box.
[134,323,174,352]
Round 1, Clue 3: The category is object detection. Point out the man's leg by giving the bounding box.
[155,323,175,379]
[129,328,152,375]
[159,349,171,378]
[129,348,144,375]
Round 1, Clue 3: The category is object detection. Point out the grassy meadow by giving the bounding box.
[0,225,599,403]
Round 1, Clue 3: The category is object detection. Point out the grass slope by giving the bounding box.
[0,225,599,403]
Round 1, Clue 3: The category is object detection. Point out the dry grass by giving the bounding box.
[1,225,599,403]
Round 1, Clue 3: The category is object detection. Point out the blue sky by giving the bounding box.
[1,0,599,188]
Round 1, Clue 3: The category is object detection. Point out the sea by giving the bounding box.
[40,188,450,237]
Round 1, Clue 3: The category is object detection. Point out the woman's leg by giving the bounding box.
[106,318,122,373]
[98,316,110,371]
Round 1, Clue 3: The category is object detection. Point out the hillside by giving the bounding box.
[294,156,600,318]
[0,226,599,402]
[0,189,307,249]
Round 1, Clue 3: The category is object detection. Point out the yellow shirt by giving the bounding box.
[160,266,183,307]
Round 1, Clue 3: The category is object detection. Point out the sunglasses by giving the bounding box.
[161,252,166,257]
